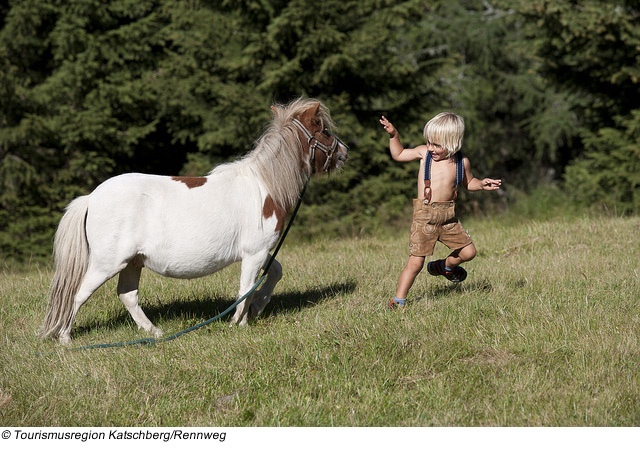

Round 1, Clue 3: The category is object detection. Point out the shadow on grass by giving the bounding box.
[260,279,357,318]
[423,278,494,298]
[73,280,357,339]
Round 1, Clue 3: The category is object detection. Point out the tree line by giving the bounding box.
[1,0,639,261]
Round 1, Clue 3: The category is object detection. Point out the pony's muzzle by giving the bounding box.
[336,143,348,168]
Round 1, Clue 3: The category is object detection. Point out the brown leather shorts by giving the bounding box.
[409,200,473,257]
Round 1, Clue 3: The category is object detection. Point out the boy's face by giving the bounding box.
[427,141,448,161]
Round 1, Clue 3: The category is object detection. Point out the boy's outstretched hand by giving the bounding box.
[480,178,502,190]
[380,116,397,137]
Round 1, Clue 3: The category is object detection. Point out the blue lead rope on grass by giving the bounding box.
[37,179,310,357]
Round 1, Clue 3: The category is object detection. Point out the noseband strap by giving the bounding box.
[292,118,340,173]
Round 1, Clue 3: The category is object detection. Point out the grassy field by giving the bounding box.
[0,214,639,427]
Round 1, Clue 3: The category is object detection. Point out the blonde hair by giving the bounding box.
[423,112,465,158]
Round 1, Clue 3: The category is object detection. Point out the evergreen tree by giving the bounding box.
[501,0,640,211]
[1,0,174,259]
[0,0,449,258]
[4,0,631,261]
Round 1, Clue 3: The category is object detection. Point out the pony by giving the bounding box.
[40,98,348,344]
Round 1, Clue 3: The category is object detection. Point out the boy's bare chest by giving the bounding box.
[418,157,457,201]
[425,158,457,185]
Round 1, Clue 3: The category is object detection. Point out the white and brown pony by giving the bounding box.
[40,98,348,344]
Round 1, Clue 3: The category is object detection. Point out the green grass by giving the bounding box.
[1,214,639,426]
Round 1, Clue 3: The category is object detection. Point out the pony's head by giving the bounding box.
[271,98,348,175]
[239,98,348,212]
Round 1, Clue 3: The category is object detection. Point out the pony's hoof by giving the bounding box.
[151,327,164,338]
[59,335,72,346]
[248,304,259,320]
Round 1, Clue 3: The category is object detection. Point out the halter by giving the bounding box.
[292,118,341,173]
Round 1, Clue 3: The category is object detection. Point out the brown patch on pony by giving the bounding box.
[262,195,285,233]
[171,176,207,189]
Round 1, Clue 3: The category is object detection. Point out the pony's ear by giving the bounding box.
[270,105,279,116]
[299,102,322,123]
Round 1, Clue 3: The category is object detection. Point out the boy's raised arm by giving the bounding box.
[462,157,502,191]
[380,116,424,162]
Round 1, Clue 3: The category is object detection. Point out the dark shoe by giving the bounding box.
[427,259,467,283]
[427,259,446,277]
[445,265,467,282]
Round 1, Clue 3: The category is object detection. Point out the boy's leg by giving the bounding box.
[427,243,475,282]
[445,243,476,268]
[426,217,474,283]
[393,199,435,306]
[394,255,426,300]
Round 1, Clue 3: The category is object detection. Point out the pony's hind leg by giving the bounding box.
[58,267,116,345]
[117,261,163,338]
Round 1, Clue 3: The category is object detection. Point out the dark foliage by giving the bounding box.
[1,0,637,260]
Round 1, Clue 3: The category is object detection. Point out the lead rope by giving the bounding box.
[37,179,310,356]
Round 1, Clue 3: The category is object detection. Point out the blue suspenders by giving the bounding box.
[423,151,464,203]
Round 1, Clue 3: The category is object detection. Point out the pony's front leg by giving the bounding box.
[249,258,282,319]
[231,252,269,326]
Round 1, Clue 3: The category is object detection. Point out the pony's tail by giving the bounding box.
[40,196,90,340]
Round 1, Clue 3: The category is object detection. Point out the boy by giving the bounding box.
[380,113,501,308]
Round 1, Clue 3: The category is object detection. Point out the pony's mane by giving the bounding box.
[211,98,335,212]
